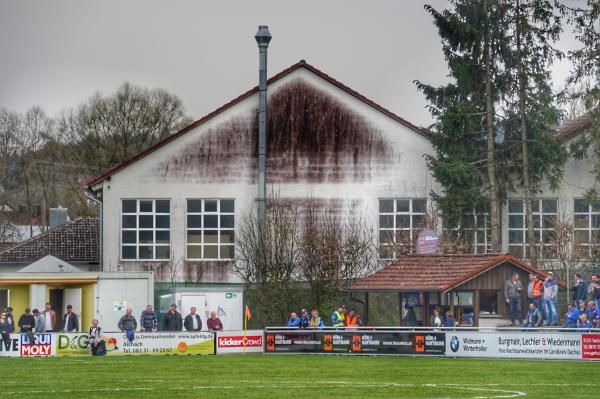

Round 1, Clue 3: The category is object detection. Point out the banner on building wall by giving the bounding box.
[264,330,445,355]
[216,330,264,353]
[56,332,215,356]
[446,331,599,360]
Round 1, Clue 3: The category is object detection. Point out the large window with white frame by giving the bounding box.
[378,198,427,260]
[573,198,600,258]
[507,199,557,259]
[444,211,491,254]
[186,199,235,261]
[121,199,170,260]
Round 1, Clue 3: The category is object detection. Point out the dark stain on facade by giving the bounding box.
[154,79,392,183]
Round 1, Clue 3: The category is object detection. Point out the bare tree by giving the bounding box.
[57,82,191,175]
[231,201,301,325]
[298,201,376,309]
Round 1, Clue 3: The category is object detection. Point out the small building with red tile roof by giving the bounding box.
[348,253,564,327]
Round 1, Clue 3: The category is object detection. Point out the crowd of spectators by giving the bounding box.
[287,306,362,329]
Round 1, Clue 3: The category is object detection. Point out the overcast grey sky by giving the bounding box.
[0,0,577,127]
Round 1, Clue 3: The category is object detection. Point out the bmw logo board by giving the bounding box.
[450,336,460,352]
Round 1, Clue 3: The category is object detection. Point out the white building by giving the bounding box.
[88,61,597,283]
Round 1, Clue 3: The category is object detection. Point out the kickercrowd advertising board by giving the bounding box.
[264,330,446,355]
[216,330,264,353]
[446,331,600,360]
[56,332,215,356]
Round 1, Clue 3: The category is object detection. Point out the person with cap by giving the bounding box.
[118,307,138,341]
[61,305,79,332]
[287,312,301,328]
[163,304,182,331]
[299,308,311,329]
[542,272,558,326]
[32,309,46,333]
[331,306,346,328]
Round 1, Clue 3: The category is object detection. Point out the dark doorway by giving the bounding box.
[49,289,63,330]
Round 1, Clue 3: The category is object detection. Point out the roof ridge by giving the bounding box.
[87,59,426,187]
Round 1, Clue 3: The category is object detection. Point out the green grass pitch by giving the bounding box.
[0,355,597,398]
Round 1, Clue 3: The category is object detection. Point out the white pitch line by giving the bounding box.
[0,382,527,398]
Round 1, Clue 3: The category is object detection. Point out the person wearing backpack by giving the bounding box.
[588,274,600,310]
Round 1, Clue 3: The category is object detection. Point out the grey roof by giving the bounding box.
[0,218,99,263]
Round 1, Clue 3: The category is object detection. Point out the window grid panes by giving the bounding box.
[378,198,427,260]
[187,199,235,260]
[121,199,170,260]
[573,198,600,259]
[507,199,557,259]
[444,211,491,254]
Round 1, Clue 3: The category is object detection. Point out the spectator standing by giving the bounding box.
[525,303,542,328]
[118,308,138,341]
[140,304,157,332]
[309,310,325,329]
[206,311,223,331]
[532,275,544,321]
[89,319,106,356]
[527,273,535,304]
[61,305,79,332]
[345,310,362,328]
[18,308,36,344]
[0,311,11,343]
[287,312,301,328]
[32,309,46,333]
[163,304,182,331]
[442,311,455,327]
[431,307,442,327]
[588,275,600,310]
[572,273,587,308]
[331,307,345,328]
[299,309,311,329]
[543,272,558,326]
[5,307,14,333]
[402,305,417,327]
[43,303,56,332]
[504,273,523,326]
[184,307,203,331]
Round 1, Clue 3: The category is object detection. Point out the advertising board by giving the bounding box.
[265,330,445,355]
[216,330,264,353]
[446,331,598,360]
[56,332,215,356]
[1,333,55,357]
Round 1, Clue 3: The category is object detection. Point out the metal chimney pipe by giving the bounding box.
[255,25,271,225]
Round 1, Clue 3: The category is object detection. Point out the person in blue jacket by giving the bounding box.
[287,312,301,328]
[577,314,594,329]
[299,309,311,329]
[442,310,455,327]
[563,303,580,328]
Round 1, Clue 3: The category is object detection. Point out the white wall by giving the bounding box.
[99,66,437,282]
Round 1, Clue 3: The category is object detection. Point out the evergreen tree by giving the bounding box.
[416,0,509,250]
[500,0,568,265]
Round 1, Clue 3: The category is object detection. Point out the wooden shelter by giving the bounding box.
[348,254,565,327]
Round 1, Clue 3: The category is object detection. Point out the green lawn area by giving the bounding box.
[0,355,597,398]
